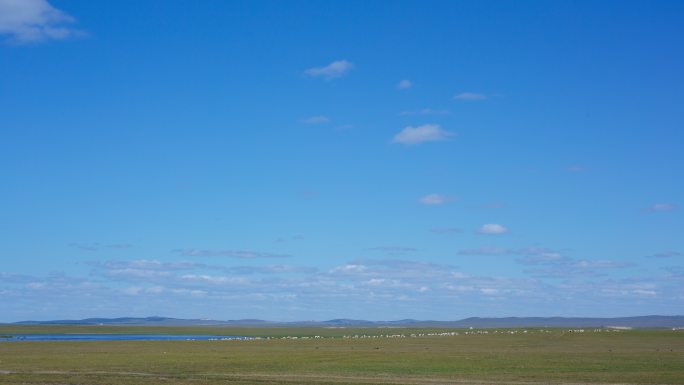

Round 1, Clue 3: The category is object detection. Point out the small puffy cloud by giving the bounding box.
[304,60,353,80]
[397,79,412,89]
[0,0,84,43]
[478,224,509,235]
[454,92,487,100]
[646,203,676,212]
[301,115,330,125]
[392,124,455,145]
[418,193,454,205]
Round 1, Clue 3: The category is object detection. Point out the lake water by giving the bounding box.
[0,334,252,342]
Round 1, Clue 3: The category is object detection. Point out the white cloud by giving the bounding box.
[301,115,330,125]
[181,274,248,286]
[397,79,412,89]
[304,60,353,79]
[647,203,676,212]
[419,193,454,205]
[454,92,487,100]
[4,254,681,320]
[632,289,656,296]
[392,124,455,145]
[478,224,509,234]
[330,264,367,274]
[480,288,499,295]
[0,0,83,43]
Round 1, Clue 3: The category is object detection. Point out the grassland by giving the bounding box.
[0,326,682,385]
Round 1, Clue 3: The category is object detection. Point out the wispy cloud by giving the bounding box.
[3,255,680,320]
[397,79,412,89]
[0,0,84,44]
[645,251,681,259]
[370,246,417,255]
[335,124,355,131]
[571,260,633,269]
[69,242,132,251]
[304,60,353,80]
[227,265,317,275]
[418,193,455,205]
[399,108,450,116]
[69,242,99,251]
[392,124,455,145]
[458,246,514,256]
[274,235,305,244]
[566,164,587,173]
[646,203,677,212]
[481,202,506,209]
[478,224,509,235]
[512,249,635,278]
[301,115,330,125]
[90,259,200,271]
[300,190,319,198]
[430,227,462,234]
[457,247,564,261]
[453,92,487,100]
[175,249,291,259]
[516,252,568,265]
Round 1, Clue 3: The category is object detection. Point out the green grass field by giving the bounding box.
[0,326,682,384]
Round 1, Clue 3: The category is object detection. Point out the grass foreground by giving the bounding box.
[0,326,682,384]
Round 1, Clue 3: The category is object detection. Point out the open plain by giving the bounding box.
[0,326,682,385]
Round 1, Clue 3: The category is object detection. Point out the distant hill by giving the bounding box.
[9,315,684,328]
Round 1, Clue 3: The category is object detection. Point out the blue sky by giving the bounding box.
[1,0,682,322]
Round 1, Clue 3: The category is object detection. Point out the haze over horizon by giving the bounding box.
[1,0,682,323]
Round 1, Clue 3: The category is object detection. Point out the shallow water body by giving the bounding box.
[0,334,252,342]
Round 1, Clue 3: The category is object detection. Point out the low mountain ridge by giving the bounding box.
[9,315,684,328]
